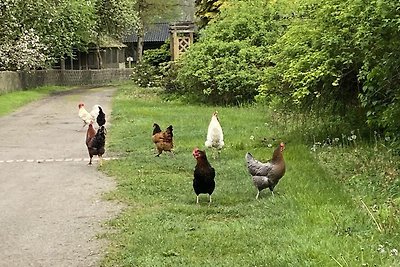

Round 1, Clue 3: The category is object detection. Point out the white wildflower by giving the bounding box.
[250,135,254,141]
[390,248,398,256]
[377,244,385,254]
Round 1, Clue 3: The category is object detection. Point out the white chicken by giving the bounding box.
[205,111,224,158]
[78,103,94,130]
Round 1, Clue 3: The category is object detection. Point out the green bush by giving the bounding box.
[258,0,400,148]
[174,0,291,105]
[131,41,170,87]
[171,0,400,147]
[131,62,161,87]
[143,41,170,66]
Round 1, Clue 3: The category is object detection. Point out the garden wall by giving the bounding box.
[0,69,132,94]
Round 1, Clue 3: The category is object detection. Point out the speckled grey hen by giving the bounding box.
[245,142,286,199]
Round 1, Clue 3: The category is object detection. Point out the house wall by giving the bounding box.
[0,69,132,94]
[63,47,127,70]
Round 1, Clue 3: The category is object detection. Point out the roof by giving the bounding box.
[124,22,170,43]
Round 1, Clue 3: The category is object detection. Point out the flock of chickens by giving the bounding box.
[79,105,286,203]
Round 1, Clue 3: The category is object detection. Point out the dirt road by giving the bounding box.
[0,86,119,266]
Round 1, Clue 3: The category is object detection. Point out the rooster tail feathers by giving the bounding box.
[152,123,162,135]
[166,125,173,136]
[89,105,100,118]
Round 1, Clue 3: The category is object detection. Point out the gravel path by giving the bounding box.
[0,86,119,266]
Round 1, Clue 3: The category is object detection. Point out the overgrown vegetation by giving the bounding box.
[149,0,400,149]
[100,84,399,266]
[131,41,171,87]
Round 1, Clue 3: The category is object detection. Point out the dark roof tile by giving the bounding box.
[124,22,170,43]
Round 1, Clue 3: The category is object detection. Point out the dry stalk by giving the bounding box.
[330,255,344,267]
[360,198,383,232]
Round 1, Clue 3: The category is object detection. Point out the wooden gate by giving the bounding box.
[170,22,195,61]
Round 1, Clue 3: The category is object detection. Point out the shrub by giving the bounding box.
[174,0,291,105]
[131,62,161,87]
[131,41,170,87]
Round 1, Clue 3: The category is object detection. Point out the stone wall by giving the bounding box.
[0,69,132,94]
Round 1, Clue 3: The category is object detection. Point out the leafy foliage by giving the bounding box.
[0,29,50,70]
[0,0,97,70]
[175,0,291,104]
[194,0,226,29]
[95,0,138,39]
[134,0,180,62]
[174,0,400,147]
[0,0,138,70]
[259,0,363,112]
[131,42,171,87]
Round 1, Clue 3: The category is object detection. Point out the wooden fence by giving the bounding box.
[0,69,132,94]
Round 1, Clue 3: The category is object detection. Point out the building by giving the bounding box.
[123,22,170,62]
[60,37,127,70]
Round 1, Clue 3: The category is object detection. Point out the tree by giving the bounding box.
[0,0,96,70]
[94,0,138,68]
[194,0,226,29]
[134,0,180,62]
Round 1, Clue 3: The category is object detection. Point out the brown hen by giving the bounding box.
[152,123,173,157]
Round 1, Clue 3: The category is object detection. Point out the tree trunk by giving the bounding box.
[96,35,103,69]
[136,26,144,63]
[60,58,65,70]
[96,45,103,69]
[136,17,145,63]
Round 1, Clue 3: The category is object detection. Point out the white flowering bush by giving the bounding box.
[0,29,50,70]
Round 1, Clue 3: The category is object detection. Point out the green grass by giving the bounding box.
[100,84,400,266]
[0,86,71,116]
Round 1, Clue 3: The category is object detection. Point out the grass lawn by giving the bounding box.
[0,86,71,116]
[100,84,399,266]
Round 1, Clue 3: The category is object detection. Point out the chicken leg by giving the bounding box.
[256,189,276,199]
